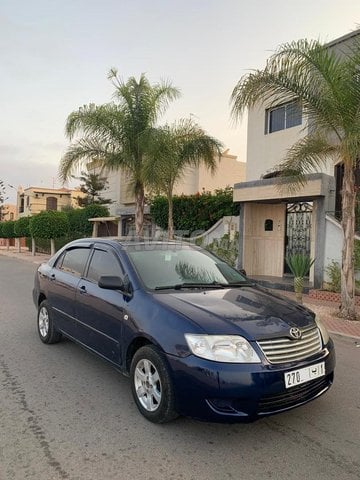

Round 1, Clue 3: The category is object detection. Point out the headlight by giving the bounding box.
[315,317,330,345]
[184,334,261,363]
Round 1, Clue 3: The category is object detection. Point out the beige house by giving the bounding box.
[0,203,17,221]
[17,186,83,217]
[0,204,17,247]
[234,29,359,289]
[173,150,245,196]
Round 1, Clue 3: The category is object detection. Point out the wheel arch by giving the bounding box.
[38,293,47,306]
[125,335,164,373]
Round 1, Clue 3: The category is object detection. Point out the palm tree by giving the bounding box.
[144,119,223,239]
[59,70,180,235]
[230,39,360,320]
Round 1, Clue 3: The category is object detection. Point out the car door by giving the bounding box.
[75,245,126,365]
[46,245,92,338]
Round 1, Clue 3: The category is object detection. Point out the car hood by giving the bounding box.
[154,285,315,340]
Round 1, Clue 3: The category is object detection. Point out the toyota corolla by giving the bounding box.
[33,239,335,423]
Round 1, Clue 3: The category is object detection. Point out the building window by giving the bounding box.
[46,196,58,211]
[265,101,302,134]
[264,219,273,231]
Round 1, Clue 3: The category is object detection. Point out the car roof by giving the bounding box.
[69,237,192,248]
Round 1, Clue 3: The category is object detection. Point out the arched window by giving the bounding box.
[264,219,273,231]
[46,196,58,211]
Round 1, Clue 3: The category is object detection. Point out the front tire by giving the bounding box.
[37,300,62,344]
[130,345,178,423]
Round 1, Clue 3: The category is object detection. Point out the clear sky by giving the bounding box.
[1,0,360,202]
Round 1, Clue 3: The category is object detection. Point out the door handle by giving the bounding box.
[79,285,87,294]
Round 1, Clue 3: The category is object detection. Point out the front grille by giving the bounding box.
[257,327,322,364]
[258,374,332,414]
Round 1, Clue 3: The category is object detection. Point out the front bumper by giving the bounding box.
[166,339,335,423]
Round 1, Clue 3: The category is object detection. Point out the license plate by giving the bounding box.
[284,362,325,389]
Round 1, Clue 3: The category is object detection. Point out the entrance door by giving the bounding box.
[284,202,312,273]
[243,203,286,277]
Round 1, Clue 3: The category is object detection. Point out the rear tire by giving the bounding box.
[130,345,178,423]
[37,300,62,344]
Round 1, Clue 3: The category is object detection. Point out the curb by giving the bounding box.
[328,330,360,341]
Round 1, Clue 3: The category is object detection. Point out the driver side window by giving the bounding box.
[86,249,123,283]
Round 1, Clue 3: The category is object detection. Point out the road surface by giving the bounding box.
[0,256,359,480]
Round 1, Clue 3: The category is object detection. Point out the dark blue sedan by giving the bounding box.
[33,238,335,423]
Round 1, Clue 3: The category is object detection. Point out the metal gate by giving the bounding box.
[284,202,312,273]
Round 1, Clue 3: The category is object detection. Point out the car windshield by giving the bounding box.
[126,245,248,290]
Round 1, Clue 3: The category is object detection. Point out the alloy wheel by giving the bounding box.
[38,307,50,338]
[134,359,162,412]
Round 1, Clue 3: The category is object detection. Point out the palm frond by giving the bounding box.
[143,119,223,195]
[274,134,339,192]
[59,138,109,182]
[108,70,180,126]
[230,39,349,140]
[65,103,125,143]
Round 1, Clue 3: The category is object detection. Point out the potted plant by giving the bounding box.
[285,254,315,303]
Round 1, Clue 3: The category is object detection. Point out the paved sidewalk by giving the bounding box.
[1,246,360,340]
[278,291,360,340]
[0,246,50,265]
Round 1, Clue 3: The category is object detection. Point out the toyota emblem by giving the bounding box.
[289,327,302,340]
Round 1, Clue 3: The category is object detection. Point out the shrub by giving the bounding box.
[285,254,315,278]
[65,204,109,237]
[14,216,31,238]
[325,261,341,293]
[355,240,360,271]
[150,188,238,235]
[1,220,16,238]
[29,211,69,239]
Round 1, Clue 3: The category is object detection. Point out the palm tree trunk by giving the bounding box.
[339,161,357,320]
[167,191,174,240]
[135,186,145,236]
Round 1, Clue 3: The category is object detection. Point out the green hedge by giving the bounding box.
[1,220,16,238]
[29,211,69,239]
[23,204,110,254]
[150,188,238,234]
[25,235,83,254]
[65,204,109,237]
[14,216,31,238]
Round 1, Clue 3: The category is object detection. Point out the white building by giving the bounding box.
[233,29,360,288]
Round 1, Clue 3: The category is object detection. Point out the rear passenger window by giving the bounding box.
[86,249,123,283]
[57,248,90,277]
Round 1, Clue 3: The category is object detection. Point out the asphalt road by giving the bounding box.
[0,256,359,480]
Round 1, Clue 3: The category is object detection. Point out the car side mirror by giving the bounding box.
[238,268,247,276]
[98,275,125,291]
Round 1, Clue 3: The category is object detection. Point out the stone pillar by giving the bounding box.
[117,217,122,237]
[237,203,245,270]
[92,221,98,237]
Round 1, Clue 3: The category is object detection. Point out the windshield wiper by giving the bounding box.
[154,281,226,291]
